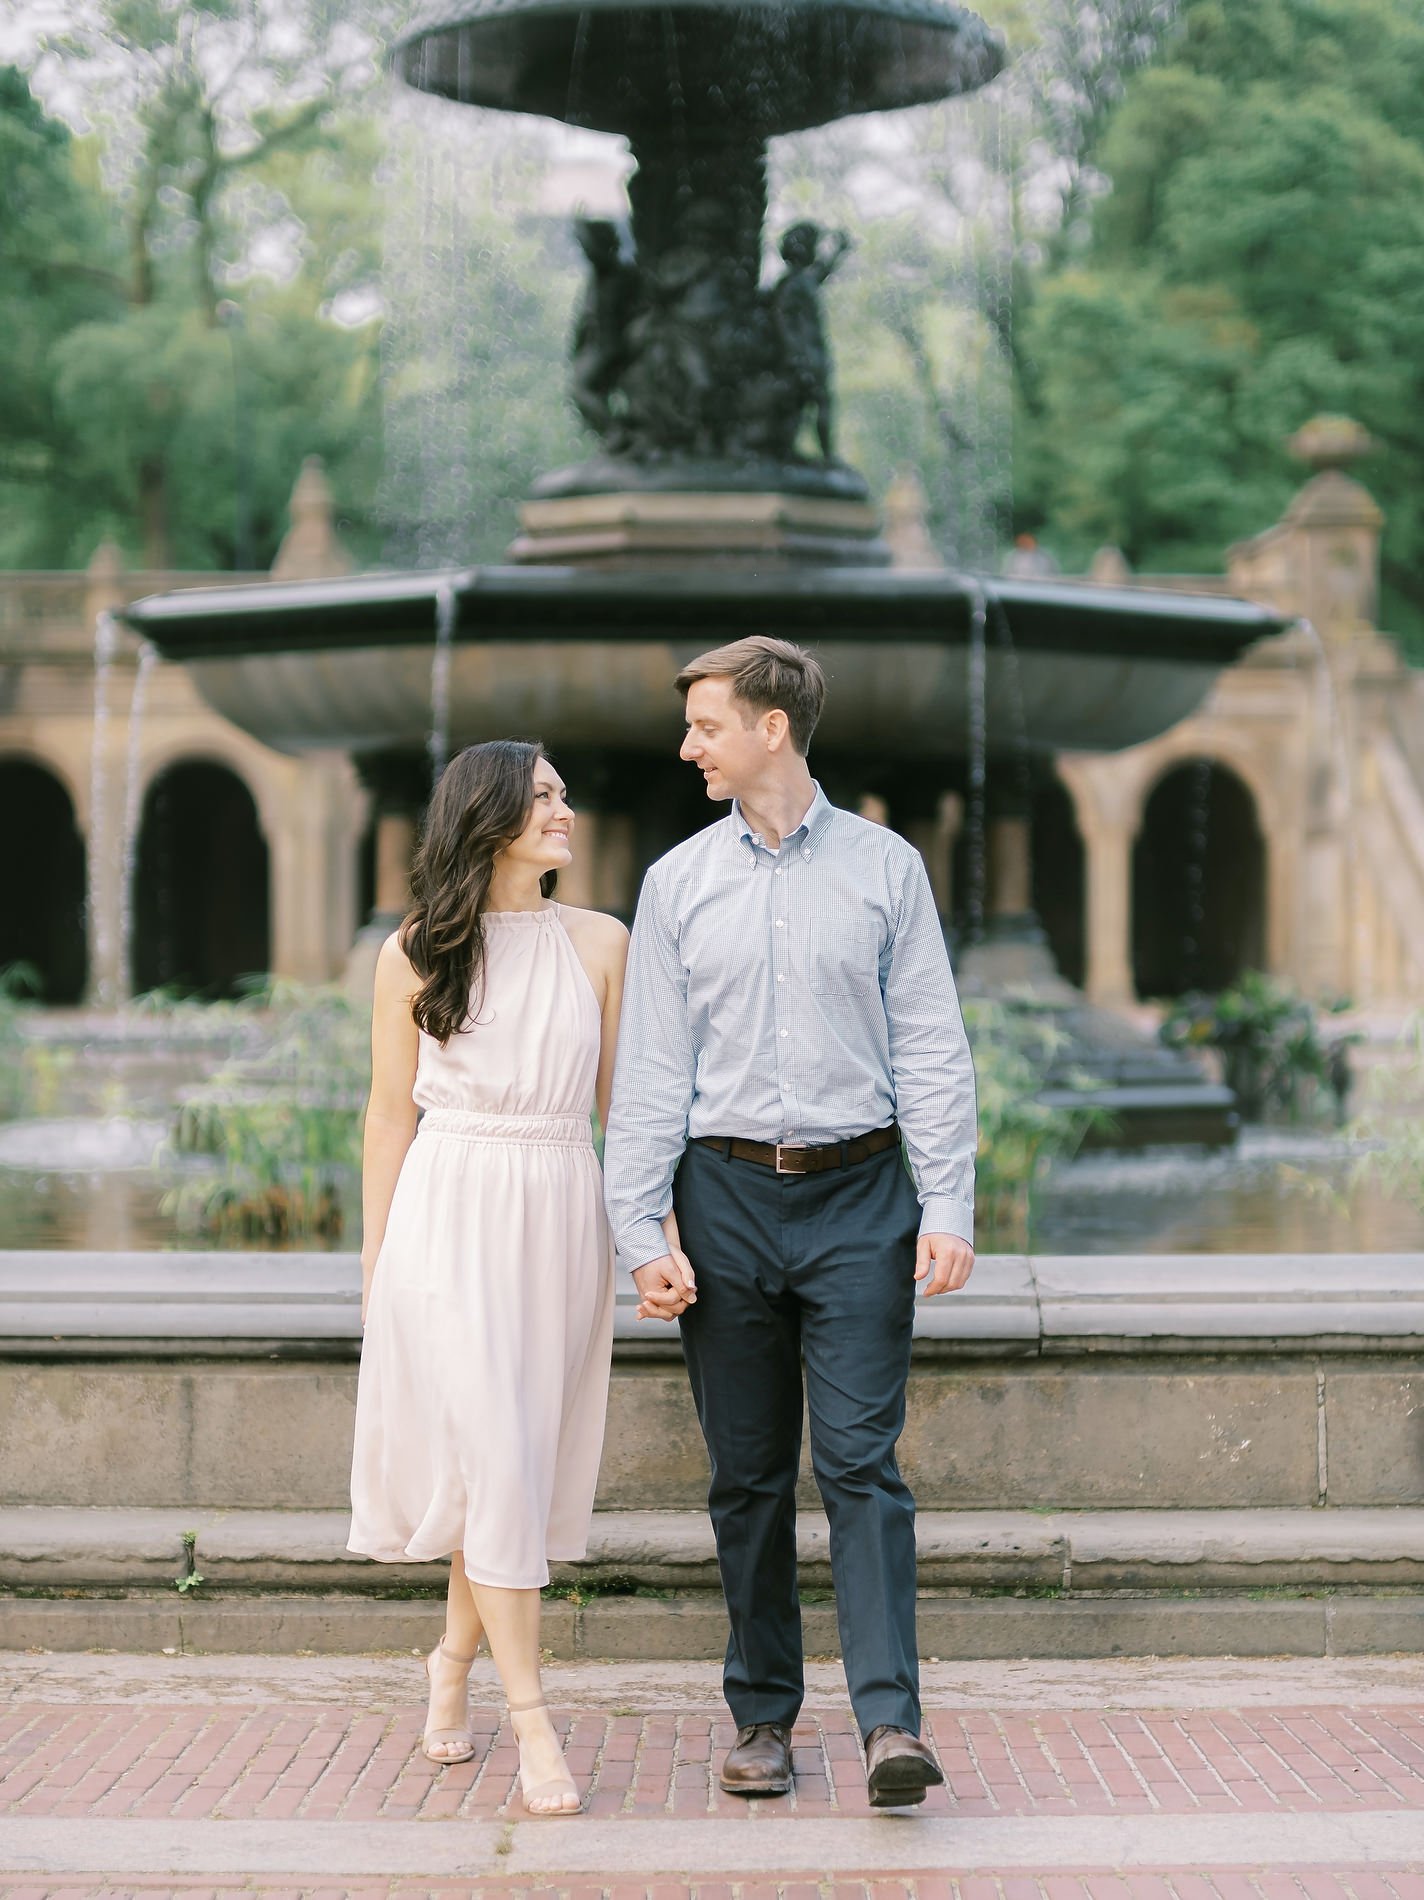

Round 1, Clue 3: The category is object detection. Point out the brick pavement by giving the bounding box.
[3,1676,1424,1895]
[7,1705,1424,1824]
[3,1879,1424,1900]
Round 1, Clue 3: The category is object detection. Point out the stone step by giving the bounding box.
[6,1505,1424,1594]
[5,1587,1424,1661]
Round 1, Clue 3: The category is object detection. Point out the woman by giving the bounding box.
[348,740,628,1816]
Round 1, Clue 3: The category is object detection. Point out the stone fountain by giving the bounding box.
[123,0,1284,1075]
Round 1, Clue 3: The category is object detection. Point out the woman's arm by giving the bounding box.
[360,934,421,1323]
[593,915,630,1137]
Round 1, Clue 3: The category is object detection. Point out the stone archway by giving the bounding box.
[0,759,87,1003]
[1132,758,1266,999]
[133,760,271,997]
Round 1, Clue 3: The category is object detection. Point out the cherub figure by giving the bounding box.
[569,215,638,448]
[769,221,853,462]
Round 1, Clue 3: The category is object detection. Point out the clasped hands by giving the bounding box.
[631,1228,975,1323]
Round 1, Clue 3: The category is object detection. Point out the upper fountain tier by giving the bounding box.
[396,0,1006,547]
[394,0,1005,138]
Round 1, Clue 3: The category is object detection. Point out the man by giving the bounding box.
[603,635,976,1808]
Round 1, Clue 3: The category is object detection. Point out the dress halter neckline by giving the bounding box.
[483,904,558,926]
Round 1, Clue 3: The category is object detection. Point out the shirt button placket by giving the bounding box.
[778,853,795,1133]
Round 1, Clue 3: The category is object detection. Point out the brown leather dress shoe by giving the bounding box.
[719,1722,793,1796]
[863,1725,945,1808]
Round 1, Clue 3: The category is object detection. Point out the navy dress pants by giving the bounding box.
[673,1137,923,1741]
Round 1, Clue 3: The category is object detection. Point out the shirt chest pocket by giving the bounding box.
[809,921,882,997]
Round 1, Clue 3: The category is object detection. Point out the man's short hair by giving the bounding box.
[675,636,827,756]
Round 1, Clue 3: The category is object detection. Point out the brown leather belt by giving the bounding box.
[693,1123,901,1175]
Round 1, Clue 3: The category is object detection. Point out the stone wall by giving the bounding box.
[5,1252,1424,1517]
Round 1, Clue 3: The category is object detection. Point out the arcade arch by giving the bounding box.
[0,758,87,1003]
[132,758,271,997]
[1132,758,1266,999]
[1032,772,1085,990]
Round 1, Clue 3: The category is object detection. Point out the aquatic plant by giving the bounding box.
[161,980,368,1243]
[1343,1012,1424,1215]
[963,999,1101,1248]
[0,965,44,1119]
[1159,974,1356,1123]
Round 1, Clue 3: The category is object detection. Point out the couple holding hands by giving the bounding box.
[348,635,978,1816]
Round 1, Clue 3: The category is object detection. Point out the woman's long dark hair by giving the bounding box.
[400,739,555,1044]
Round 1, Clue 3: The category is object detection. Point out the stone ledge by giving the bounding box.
[7,1506,1424,1594]
[5,1589,1423,1659]
[5,1252,1424,1356]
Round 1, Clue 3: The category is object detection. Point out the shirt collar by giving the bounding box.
[731,782,835,856]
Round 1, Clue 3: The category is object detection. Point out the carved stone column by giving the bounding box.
[268,750,368,983]
[1082,819,1135,1007]
[373,812,417,919]
[556,809,638,916]
[957,786,1074,998]
[904,791,962,919]
[84,543,131,1007]
[346,752,428,997]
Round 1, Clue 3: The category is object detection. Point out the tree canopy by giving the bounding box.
[1017,0,1424,649]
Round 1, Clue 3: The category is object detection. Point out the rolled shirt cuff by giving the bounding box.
[918,1195,974,1249]
[617,1218,675,1276]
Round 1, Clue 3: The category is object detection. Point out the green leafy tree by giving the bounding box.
[0,67,124,565]
[21,0,398,567]
[1018,0,1424,646]
[772,0,1183,565]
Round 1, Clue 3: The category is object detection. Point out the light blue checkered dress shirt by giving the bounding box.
[603,783,977,1271]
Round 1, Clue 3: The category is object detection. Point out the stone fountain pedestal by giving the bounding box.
[510,486,889,568]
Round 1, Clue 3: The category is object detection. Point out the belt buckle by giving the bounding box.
[774,1143,798,1175]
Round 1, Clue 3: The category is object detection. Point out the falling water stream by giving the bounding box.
[429,577,457,782]
[117,640,158,998]
[85,610,121,1007]
[987,587,1033,815]
[1180,755,1213,990]
[963,584,989,943]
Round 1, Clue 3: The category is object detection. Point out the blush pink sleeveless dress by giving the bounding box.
[348,905,615,1588]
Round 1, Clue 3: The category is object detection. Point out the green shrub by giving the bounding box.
[0,965,42,1119]
[161,980,369,1242]
[963,999,1101,1247]
[1159,973,1356,1123]
[1344,1011,1424,1215]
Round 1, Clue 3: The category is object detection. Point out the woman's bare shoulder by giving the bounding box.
[374,930,421,999]
[557,904,630,950]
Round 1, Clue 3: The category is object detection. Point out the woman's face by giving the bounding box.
[502,756,574,875]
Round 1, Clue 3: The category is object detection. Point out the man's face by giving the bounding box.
[680,677,769,803]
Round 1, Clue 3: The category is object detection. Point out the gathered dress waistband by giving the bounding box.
[418,1106,595,1149]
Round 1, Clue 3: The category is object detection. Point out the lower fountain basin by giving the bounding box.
[122,565,1284,759]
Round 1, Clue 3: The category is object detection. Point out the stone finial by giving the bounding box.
[883,471,944,571]
[1227,416,1384,632]
[271,456,353,582]
[1289,415,1374,474]
[84,538,127,632]
[86,540,125,586]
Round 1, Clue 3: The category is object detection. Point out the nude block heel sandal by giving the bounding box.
[508,1698,581,1816]
[422,1637,479,1765]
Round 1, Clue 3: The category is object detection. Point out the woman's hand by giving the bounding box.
[632,1247,697,1321]
[633,1208,697,1321]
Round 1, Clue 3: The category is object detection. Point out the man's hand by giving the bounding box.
[915,1233,974,1297]
[632,1249,698,1322]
